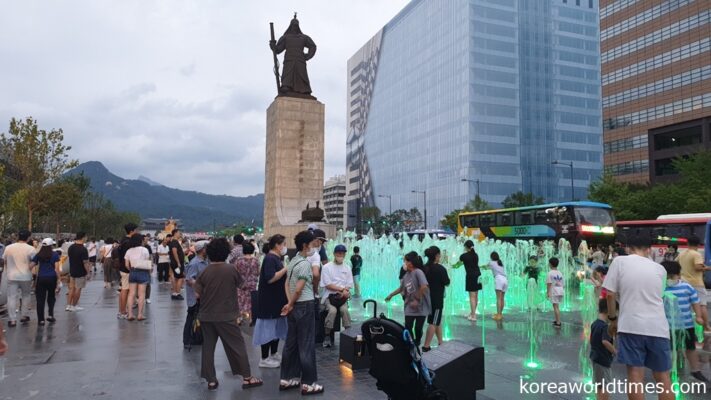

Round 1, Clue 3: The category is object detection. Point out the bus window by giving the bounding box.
[480,213,495,227]
[459,214,479,228]
[534,210,552,224]
[574,207,614,226]
[497,212,513,226]
[517,211,533,225]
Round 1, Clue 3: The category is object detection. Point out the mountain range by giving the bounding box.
[67,161,264,231]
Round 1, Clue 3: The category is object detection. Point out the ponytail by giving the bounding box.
[424,246,440,267]
[491,251,503,267]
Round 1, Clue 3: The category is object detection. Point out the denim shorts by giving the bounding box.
[617,332,671,372]
[128,269,150,284]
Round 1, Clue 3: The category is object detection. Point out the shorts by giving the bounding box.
[128,269,150,284]
[617,332,671,372]
[693,286,708,306]
[592,362,612,385]
[495,275,508,292]
[550,295,563,304]
[89,256,97,263]
[120,271,130,289]
[172,264,185,279]
[466,275,482,292]
[672,328,697,351]
[427,308,443,326]
[69,276,86,289]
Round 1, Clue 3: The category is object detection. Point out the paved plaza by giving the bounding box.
[1,277,709,400]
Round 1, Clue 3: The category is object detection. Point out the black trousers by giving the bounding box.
[157,263,170,282]
[404,316,426,347]
[36,276,57,321]
[261,339,279,359]
[184,304,199,345]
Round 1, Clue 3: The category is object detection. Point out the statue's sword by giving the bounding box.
[269,22,281,92]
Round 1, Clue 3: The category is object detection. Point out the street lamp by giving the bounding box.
[552,160,574,201]
[378,194,392,215]
[461,178,480,198]
[411,190,427,230]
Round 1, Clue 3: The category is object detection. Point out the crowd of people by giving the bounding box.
[1,223,710,399]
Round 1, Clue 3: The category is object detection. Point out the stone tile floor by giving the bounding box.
[0,278,709,399]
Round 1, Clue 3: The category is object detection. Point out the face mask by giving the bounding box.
[307,247,318,257]
[335,256,345,264]
[280,246,287,256]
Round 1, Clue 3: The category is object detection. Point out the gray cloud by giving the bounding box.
[0,0,408,196]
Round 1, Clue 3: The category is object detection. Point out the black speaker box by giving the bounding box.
[422,341,485,400]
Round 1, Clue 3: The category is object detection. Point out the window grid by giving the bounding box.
[601,0,694,41]
[603,38,710,86]
[604,159,649,176]
[600,0,641,19]
[603,134,648,154]
[603,65,711,108]
[602,11,711,63]
[604,93,711,131]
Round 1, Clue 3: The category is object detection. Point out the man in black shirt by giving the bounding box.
[67,232,90,312]
[116,223,137,319]
[169,229,186,300]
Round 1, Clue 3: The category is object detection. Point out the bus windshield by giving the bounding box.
[575,207,614,226]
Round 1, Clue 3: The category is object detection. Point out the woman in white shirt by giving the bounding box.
[124,234,151,321]
[489,252,508,321]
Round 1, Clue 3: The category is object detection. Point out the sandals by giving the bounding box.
[301,383,324,395]
[137,317,146,321]
[127,316,135,321]
[279,379,300,391]
[242,376,263,389]
[207,381,219,391]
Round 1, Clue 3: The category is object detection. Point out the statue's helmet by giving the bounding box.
[285,14,302,35]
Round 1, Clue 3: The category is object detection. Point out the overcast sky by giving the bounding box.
[0,0,408,196]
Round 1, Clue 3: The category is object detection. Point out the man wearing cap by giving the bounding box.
[184,240,209,348]
[319,244,353,348]
[603,236,673,400]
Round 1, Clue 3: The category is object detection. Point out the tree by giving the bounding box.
[502,191,544,208]
[441,195,493,231]
[587,151,711,219]
[0,117,78,229]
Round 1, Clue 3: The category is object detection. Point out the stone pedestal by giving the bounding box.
[263,96,334,247]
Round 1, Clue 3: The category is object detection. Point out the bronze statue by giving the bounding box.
[299,201,325,223]
[269,13,317,99]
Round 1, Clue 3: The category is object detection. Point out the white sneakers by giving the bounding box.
[65,305,73,312]
[65,305,84,312]
[466,314,477,321]
[259,355,280,368]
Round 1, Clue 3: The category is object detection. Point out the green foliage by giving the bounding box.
[502,191,544,208]
[441,195,493,231]
[0,117,78,229]
[588,151,711,219]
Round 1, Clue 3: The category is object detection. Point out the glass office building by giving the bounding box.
[345,0,603,230]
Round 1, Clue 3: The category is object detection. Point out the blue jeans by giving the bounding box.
[280,300,317,384]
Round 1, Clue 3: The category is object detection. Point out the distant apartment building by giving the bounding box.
[601,0,711,184]
[323,175,346,229]
[345,0,603,230]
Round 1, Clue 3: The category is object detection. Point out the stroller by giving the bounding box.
[361,300,447,400]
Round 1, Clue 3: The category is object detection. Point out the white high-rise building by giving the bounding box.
[323,175,346,229]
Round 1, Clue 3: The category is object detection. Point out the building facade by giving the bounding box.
[323,175,346,229]
[345,0,602,231]
[601,0,711,183]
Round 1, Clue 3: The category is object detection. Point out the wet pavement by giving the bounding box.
[1,276,709,400]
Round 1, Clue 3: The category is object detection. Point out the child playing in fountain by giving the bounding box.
[522,256,540,283]
[590,298,615,400]
[662,260,709,383]
[546,257,564,327]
